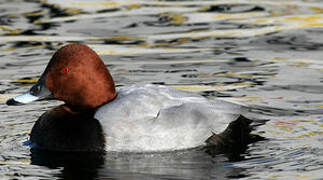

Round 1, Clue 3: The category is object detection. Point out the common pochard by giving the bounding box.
[7,44,252,152]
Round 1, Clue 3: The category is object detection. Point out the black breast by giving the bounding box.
[30,108,105,152]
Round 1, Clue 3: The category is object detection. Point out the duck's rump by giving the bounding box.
[95,84,244,152]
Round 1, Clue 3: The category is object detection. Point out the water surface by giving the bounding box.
[0,0,323,179]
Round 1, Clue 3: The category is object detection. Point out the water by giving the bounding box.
[0,0,322,179]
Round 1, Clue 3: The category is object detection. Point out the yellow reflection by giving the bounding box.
[161,13,186,24]
[126,4,141,10]
[295,174,312,178]
[212,12,266,21]
[71,1,128,7]
[296,131,323,138]
[65,8,83,14]
[109,35,141,41]
[311,7,323,13]
[24,11,45,17]
[170,83,252,92]
[14,78,39,83]
[237,14,323,28]
[0,26,22,35]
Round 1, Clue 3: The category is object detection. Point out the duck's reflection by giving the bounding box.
[30,149,105,180]
[30,144,259,180]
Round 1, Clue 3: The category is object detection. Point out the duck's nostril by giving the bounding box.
[30,85,41,96]
[6,98,24,106]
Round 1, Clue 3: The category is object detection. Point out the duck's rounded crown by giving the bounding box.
[44,44,116,109]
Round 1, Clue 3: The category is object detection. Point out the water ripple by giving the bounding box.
[0,0,322,179]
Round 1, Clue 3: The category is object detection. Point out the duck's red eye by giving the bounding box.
[62,67,70,74]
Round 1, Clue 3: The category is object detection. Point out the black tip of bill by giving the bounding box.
[6,98,24,106]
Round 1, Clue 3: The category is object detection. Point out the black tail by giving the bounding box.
[204,115,265,159]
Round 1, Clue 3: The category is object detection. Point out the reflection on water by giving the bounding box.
[30,150,104,180]
[0,0,322,179]
[30,148,250,180]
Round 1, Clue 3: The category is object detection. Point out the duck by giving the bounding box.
[6,43,254,152]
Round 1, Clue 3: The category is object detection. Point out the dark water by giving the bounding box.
[0,0,322,179]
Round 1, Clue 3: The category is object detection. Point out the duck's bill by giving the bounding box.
[6,79,53,106]
[6,93,40,105]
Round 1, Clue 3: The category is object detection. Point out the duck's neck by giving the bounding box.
[57,104,96,116]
